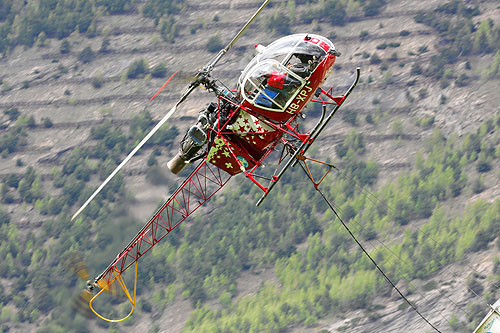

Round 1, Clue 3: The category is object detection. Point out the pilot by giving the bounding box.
[255,71,301,108]
[288,53,318,78]
[265,71,300,90]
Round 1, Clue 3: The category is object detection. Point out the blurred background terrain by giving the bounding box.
[1,0,500,332]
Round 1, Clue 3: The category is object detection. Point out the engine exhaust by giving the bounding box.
[167,153,187,174]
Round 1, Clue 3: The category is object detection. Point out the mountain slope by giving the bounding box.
[1,0,500,332]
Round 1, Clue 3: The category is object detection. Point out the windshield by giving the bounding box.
[238,34,333,112]
[241,60,305,111]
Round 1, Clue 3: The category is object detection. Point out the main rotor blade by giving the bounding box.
[71,78,196,222]
[203,0,270,73]
[71,0,271,221]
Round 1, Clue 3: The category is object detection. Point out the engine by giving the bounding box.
[167,102,217,174]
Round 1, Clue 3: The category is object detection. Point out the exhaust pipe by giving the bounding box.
[167,153,187,174]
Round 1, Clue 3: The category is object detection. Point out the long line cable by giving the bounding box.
[333,165,498,298]
[330,199,470,322]
[320,163,475,319]
[297,161,442,333]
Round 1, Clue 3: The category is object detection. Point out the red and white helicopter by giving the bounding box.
[70,0,359,321]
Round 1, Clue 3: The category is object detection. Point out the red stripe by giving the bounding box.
[149,72,178,102]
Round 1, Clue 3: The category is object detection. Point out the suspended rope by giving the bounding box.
[296,160,442,333]
[295,154,476,320]
[333,165,499,299]
[329,200,467,323]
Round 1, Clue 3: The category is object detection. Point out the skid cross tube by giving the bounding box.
[256,67,360,206]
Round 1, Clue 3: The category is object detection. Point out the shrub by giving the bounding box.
[147,153,158,167]
[365,114,374,124]
[417,115,435,129]
[91,73,104,88]
[25,115,36,128]
[78,46,94,63]
[466,277,483,296]
[263,13,291,34]
[476,157,491,173]
[126,59,149,79]
[359,31,369,40]
[99,37,110,53]
[4,108,20,121]
[60,40,71,54]
[207,34,224,53]
[410,63,422,76]
[455,73,469,87]
[471,177,484,194]
[342,109,358,126]
[0,207,10,225]
[159,16,178,42]
[151,62,167,78]
[370,53,382,65]
[364,0,386,17]
[417,45,428,53]
[440,94,447,104]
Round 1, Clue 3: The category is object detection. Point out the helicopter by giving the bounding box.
[69,0,359,322]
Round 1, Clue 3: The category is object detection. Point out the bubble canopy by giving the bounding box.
[238,34,334,113]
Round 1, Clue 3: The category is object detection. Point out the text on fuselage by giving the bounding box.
[286,85,313,114]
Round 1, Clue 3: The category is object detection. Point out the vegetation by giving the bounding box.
[413,2,500,81]
[206,34,224,53]
[0,0,184,55]
[125,59,149,79]
[78,46,95,63]
[1,0,500,332]
[181,112,500,332]
[6,109,495,332]
[151,62,167,78]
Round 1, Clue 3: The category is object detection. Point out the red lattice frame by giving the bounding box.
[95,160,231,285]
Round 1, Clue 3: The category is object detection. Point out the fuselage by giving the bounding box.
[239,33,337,122]
[206,34,338,176]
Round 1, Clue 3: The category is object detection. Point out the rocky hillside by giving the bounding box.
[1,0,500,332]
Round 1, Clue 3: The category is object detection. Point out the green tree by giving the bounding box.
[0,206,10,225]
[473,20,493,54]
[126,59,149,79]
[206,34,224,53]
[4,108,20,121]
[78,46,94,63]
[60,40,71,54]
[151,62,167,78]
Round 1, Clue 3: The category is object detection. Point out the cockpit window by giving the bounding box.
[238,34,334,112]
[242,60,305,111]
[261,35,329,65]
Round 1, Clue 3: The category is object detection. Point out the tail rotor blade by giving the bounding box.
[72,290,94,318]
[64,251,89,280]
[149,72,177,102]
